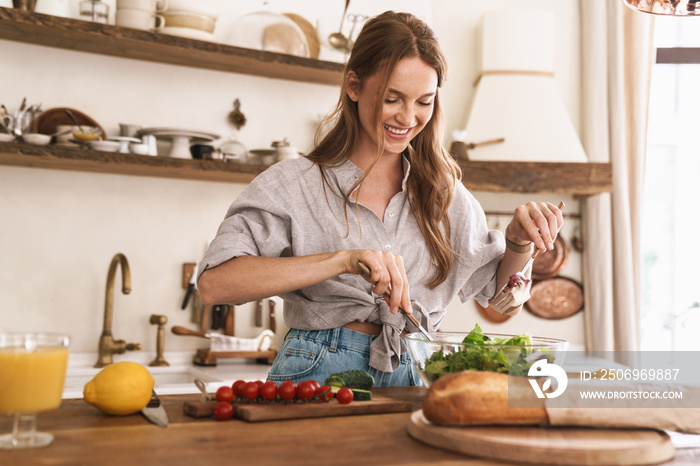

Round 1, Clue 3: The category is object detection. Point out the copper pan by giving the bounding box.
[525,276,583,320]
[532,236,569,280]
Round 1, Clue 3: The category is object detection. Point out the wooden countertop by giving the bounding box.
[0,387,471,465]
[1,387,697,465]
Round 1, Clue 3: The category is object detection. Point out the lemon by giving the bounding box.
[83,361,155,415]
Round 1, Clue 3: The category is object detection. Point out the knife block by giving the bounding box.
[192,348,278,367]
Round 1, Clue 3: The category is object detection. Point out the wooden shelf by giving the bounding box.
[0,9,612,195]
[458,159,612,195]
[0,7,345,85]
[0,142,266,184]
[0,142,612,194]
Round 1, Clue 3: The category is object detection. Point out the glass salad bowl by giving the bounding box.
[404,325,569,386]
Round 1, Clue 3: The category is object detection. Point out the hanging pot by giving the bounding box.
[532,236,569,280]
[525,277,584,320]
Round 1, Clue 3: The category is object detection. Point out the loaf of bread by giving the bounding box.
[422,370,549,426]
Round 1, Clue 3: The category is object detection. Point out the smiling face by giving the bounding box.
[346,56,439,159]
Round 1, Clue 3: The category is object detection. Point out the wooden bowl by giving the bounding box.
[33,107,105,140]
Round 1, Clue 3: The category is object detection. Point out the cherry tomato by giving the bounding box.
[215,386,234,403]
[254,380,265,389]
[296,380,315,400]
[242,381,260,400]
[260,381,278,401]
[315,385,334,402]
[278,380,297,400]
[213,401,234,420]
[232,379,246,397]
[308,379,321,392]
[336,387,353,405]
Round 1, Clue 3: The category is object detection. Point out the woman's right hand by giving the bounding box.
[345,250,412,315]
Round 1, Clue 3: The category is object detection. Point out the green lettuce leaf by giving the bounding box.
[421,323,549,382]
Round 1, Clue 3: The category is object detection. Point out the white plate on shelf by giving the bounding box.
[107,136,141,154]
[136,127,219,158]
[160,27,218,42]
[136,127,219,141]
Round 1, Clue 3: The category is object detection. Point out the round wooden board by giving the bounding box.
[283,13,320,59]
[407,410,675,465]
[526,277,584,320]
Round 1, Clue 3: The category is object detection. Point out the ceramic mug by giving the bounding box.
[34,0,70,17]
[117,0,166,13]
[116,8,164,30]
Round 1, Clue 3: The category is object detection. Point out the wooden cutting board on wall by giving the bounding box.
[407,410,675,465]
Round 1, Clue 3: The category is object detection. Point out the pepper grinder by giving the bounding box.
[149,314,170,367]
[79,0,108,24]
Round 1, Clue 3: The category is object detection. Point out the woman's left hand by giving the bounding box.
[505,201,564,252]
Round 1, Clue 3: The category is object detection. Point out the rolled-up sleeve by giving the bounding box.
[449,184,505,307]
[198,166,296,280]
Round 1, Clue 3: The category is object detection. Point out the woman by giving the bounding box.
[197,11,563,386]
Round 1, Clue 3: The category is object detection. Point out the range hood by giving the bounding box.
[460,10,587,163]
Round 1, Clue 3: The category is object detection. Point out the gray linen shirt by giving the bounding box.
[198,156,504,372]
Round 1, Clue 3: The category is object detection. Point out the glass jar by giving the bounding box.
[79,0,109,24]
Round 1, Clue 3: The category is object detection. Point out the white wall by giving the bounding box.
[0,0,585,354]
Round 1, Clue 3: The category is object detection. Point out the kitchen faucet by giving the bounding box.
[95,253,142,368]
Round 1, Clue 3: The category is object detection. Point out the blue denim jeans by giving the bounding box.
[267,327,422,387]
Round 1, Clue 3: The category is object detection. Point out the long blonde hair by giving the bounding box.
[307,11,461,288]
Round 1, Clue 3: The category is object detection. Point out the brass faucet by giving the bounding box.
[95,253,142,368]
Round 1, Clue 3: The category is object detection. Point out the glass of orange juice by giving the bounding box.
[0,333,70,449]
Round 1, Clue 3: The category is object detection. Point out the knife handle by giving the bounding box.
[224,305,235,336]
[269,300,276,334]
[146,389,161,408]
[171,325,208,339]
[255,300,264,327]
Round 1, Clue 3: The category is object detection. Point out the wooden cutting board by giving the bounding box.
[407,410,675,465]
[234,394,412,422]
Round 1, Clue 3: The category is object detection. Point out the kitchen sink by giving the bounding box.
[62,351,271,399]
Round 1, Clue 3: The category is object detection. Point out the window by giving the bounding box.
[642,17,700,350]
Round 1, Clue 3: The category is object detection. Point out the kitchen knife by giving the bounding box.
[269,299,277,334]
[211,304,224,329]
[224,304,235,335]
[255,300,264,327]
[141,390,168,428]
[181,264,198,310]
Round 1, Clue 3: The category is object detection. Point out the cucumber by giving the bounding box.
[350,388,372,401]
[331,370,375,390]
[324,375,345,389]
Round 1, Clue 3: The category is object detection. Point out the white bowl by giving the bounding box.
[23,133,52,146]
[166,1,218,17]
[129,143,151,155]
[89,140,121,152]
[0,133,15,143]
[163,11,216,33]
